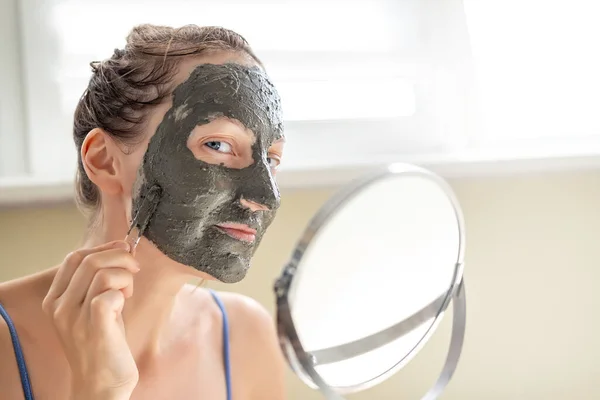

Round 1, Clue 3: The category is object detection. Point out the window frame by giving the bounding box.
[14,0,474,180]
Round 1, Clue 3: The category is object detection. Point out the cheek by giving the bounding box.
[215,177,233,191]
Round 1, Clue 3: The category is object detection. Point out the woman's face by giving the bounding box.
[118,52,285,282]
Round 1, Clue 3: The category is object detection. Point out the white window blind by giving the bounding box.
[463,0,600,148]
[15,0,472,179]
[0,0,27,178]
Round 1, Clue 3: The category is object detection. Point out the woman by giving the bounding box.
[0,24,287,399]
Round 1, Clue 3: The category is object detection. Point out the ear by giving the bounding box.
[81,128,123,196]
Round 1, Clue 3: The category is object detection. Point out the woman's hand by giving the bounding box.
[42,241,140,400]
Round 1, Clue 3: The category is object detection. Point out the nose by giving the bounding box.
[237,158,280,211]
[240,197,270,212]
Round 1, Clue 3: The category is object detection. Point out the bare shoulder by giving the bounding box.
[212,291,287,400]
[0,310,25,399]
[0,270,65,397]
[213,291,280,353]
[215,291,274,331]
[180,286,276,338]
[0,270,55,317]
[0,274,49,398]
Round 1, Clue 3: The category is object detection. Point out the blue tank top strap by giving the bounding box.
[208,289,233,400]
[0,302,35,400]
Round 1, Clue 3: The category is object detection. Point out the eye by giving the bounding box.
[267,156,281,170]
[204,141,233,154]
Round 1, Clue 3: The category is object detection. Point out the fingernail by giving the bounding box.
[113,241,131,252]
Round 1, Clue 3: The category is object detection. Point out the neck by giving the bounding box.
[83,225,192,361]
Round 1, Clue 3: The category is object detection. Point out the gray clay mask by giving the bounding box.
[130,63,284,283]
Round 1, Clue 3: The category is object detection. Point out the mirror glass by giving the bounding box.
[285,168,463,393]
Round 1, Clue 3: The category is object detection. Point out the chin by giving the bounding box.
[217,269,249,284]
[140,234,255,283]
[195,258,251,284]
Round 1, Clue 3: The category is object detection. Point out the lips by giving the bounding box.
[215,222,257,243]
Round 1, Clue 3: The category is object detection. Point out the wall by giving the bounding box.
[1,170,599,399]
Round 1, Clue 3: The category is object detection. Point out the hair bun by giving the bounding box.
[112,48,126,59]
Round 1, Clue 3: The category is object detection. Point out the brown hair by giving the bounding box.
[73,24,261,214]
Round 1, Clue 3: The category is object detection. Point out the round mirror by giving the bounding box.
[274,163,466,399]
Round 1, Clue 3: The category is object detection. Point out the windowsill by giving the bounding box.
[1,145,600,207]
[280,143,600,188]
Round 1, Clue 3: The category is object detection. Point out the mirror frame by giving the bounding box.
[274,163,467,399]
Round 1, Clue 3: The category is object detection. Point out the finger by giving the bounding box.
[89,289,126,331]
[44,241,129,305]
[59,248,139,307]
[83,268,135,309]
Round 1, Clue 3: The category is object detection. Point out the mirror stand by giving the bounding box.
[276,269,466,400]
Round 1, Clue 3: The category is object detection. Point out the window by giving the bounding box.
[463,0,600,149]
[14,0,471,181]
[0,0,27,178]
[4,0,598,192]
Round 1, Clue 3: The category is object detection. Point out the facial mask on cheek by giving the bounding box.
[130,63,284,283]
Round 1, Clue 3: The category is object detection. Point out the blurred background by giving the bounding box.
[1,0,599,399]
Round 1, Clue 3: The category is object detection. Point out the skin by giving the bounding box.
[0,52,287,400]
[133,62,284,283]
